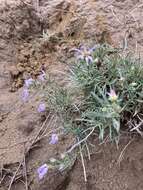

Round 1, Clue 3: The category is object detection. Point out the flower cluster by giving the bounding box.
[74,46,96,65]
[20,70,63,180]
[21,70,46,102]
[37,133,59,179]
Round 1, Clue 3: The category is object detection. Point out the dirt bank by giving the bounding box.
[0,0,143,190]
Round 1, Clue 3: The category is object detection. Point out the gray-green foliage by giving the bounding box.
[44,44,143,142]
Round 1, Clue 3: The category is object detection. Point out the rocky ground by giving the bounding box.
[0,0,143,190]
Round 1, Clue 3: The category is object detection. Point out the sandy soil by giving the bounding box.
[0,0,143,190]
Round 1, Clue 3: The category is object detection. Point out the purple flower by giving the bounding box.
[38,103,46,113]
[21,88,29,102]
[49,134,58,145]
[85,56,93,65]
[38,70,46,81]
[108,89,118,102]
[74,46,95,65]
[24,78,34,88]
[37,164,48,180]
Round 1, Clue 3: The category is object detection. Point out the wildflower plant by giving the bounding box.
[21,44,143,181]
[71,44,143,140]
[32,44,143,144]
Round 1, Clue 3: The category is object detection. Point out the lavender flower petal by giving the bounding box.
[49,134,58,145]
[87,56,93,64]
[74,46,95,64]
[37,164,48,180]
[73,48,82,53]
[21,88,29,102]
[79,45,86,51]
[90,46,96,52]
[38,74,45,81]
[38,103,46,113]
[38,70,46,81]
[85,56,89,65]
[108,89,118,102]
[77,54,84,60]
[24,78,34,88]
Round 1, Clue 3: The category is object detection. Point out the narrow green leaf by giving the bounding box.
[112,119,120,133]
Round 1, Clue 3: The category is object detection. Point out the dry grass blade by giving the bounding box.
[0,174,6,185]
[117,139,133,166]
[85,142,91,160]
[23,156,28,190]
[8,161,23,190]
[129,3,143,13]
[130,120,143,133]
[66,127,95,153]
[79,143,87,182]
[129,114,143,136]
[19,0,32,6]
[40,114,57,137]
[28,112,51,150]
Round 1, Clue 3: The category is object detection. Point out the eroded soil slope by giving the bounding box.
[0,0,143,190]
